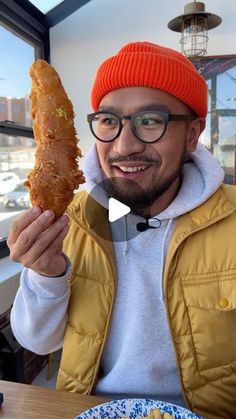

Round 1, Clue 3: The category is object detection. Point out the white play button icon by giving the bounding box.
[108,198,131,222]
[86,178,144,241]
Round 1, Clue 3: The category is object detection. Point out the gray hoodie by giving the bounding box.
[10,143,224,405]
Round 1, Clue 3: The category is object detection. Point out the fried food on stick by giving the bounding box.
[25,59,85,217]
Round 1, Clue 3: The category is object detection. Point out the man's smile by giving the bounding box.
[110,162,154,179]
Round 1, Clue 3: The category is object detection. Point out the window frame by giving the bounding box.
[0,0,48,258]
[0,0,50,60]
[191,54,236,185]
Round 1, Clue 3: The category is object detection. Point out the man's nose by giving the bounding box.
[112,120,145,155]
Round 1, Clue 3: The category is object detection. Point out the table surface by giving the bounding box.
[0,380,108,419]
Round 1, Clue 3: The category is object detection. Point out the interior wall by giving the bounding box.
[50,0,236,155]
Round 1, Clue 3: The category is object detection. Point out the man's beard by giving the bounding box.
[103,153,186,215]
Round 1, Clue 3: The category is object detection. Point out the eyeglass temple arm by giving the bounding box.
[169,114,196,121]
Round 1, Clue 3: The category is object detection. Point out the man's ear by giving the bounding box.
[186,117,206,152]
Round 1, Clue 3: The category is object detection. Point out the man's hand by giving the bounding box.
[7,206,69,277]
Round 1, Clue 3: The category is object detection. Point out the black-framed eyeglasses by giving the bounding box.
[87,110,196,144]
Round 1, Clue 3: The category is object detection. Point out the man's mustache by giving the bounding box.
[108,155,161,165]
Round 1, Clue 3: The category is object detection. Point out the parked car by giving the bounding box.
[3,182,30,209]
[0,172,20,196]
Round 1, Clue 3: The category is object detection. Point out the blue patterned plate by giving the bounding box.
[75,398,203,419]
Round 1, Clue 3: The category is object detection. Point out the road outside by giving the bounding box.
[0,196,26,238]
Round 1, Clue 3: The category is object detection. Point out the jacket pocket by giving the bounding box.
[182,274,236,371]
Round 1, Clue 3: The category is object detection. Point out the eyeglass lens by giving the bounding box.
[90,111,166,143]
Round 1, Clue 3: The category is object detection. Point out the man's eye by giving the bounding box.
[141,118,155,126]
[100,116,118,126]
[137,114,163,126]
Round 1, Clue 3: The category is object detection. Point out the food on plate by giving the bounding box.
[25,59,85,216]
[144,409,173,419]
[118,408,174,419]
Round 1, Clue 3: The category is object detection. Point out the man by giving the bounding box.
[9,42,236,418]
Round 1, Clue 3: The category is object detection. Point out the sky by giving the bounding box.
[0,25,35,98]
[28,0,63,14]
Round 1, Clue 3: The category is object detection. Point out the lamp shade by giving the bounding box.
[168,2,222,57]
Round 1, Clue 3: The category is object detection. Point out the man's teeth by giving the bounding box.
[119,165,149,173]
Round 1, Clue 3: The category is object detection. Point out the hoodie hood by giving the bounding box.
[82,144,109,209]
[82,142,225,221]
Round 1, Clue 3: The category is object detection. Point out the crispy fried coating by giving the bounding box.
[25,59,85,216]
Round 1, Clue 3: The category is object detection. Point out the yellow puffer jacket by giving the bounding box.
[57,184,236,419]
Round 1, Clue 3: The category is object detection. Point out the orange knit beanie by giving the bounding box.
[91,41,207,117]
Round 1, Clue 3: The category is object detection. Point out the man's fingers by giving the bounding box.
[9,210,57,259]
[18,215,69,266]
[43,221,69,253]
[7,206,42,247]
[27,223,70,276]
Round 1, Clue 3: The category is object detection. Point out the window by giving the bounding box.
[0,25,35,250]
[0,102,5,113]
[192,56,236,185]
[0,2,49,257]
